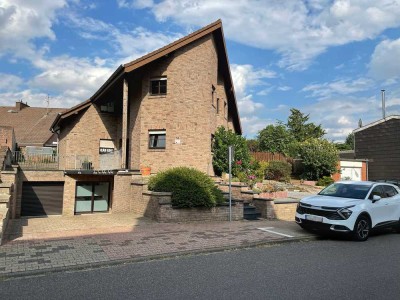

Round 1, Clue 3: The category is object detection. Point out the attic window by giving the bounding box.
[150,77,167,95]
[100,102,114,113]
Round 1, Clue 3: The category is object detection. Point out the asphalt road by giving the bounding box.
[1,230,400,300]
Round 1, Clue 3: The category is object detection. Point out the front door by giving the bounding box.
[75,182,110,214]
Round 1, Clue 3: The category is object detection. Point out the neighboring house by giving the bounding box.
[0,101,64,151]
[353,115,400,181]
[7,20,241,219]
[332,158,368,182]
[0,126,15,152]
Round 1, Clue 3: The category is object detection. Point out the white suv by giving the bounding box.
[295,181,400,241]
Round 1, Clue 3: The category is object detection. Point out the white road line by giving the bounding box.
[257,227,294,238]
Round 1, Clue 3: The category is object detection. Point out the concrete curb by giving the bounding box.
[0,235,317,281]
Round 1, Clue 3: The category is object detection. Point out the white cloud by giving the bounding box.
[303,77,374,99]
[64,12,182,62]
[117,0,154,9]
[368,38,400,82]
[230,64,278,118]
[127,0,400,70]
[304,95,382,141]
[0,0,66,58]
[277,86,292,92]
[241,116,271,137]
[30,55,113,102]
[0,73,23,91]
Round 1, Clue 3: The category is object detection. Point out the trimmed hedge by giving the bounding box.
[148,167,225,208]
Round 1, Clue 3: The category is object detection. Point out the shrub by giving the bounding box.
[212,126,251,176]
[290,138,338,180]
[316,176,334,186]
[264,161,292,182]
[148,167,225,208]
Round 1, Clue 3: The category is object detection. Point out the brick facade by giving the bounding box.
[14,21,243,223]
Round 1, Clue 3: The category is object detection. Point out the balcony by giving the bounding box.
[13,151,59,170]
[13,150,122,171]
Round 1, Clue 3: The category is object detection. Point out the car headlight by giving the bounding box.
[338,207,353,219]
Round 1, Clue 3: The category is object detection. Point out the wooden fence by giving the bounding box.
[251,152,293,164]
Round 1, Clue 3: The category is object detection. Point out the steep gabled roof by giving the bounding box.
[51,19,242,134]
[353,115,400,133]
[0,103,64,146]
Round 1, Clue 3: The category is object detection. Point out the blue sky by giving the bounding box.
[1,1,400,142]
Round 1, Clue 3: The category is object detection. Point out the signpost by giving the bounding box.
[228,146,234,221]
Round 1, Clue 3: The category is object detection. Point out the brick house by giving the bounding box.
[0,101,64,152]
[5,20,242,218]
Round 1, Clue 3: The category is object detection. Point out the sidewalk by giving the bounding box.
[0,216,315,279]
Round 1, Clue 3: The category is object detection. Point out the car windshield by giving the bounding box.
[318,183,372,199]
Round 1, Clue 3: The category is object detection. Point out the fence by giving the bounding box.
[13,151,58,170]
[251,152,293,164]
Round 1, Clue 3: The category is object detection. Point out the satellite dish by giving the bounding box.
[358,119,362,128]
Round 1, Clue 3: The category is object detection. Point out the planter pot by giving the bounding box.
[141,167,151,176]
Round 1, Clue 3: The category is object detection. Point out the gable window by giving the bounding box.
[150,77,167,95]
[149,130,166,149]
[100,102,114,113]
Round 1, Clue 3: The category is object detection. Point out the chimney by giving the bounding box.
[16,101,29,111]
[381,90,386,119]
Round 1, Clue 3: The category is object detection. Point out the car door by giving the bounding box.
[368,185,392,226]
[381,184,400,222]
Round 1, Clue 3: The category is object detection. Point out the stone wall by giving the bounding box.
[112,172,133,213]
[273,200,298,221]
[141,190,243,222]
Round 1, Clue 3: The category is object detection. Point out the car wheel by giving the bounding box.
[353,215,370,241]
[396,218,400,233]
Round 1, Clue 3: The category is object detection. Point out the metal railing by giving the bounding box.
[13,151,122,171]
[13,151,59,170]
[64,150,121,171]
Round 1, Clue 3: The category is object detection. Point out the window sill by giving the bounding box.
[148,148,166,152]
[149,94,167,99]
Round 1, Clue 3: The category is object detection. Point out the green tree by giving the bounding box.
[286,108,325,142]
[334,132,354,151]
[246,139,259,152]
[212,126,251,176]
[257,124,294,155]
[344,132,354,150]
[290,138,339,180]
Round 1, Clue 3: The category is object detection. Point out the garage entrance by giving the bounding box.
[21,182,64,217]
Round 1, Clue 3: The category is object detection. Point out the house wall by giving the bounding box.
[58,106,121,170]
[129,34,231,174]
[355,118,400,180]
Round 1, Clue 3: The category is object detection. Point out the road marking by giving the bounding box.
[257,227,294,238]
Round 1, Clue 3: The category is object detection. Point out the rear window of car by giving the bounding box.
[318,183,372,199]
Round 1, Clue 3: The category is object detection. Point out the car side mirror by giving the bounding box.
[371,195,381,203]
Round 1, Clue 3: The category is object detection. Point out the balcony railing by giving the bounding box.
[13,151,59,170]
[64,150,122,171]
[13,150,122,171]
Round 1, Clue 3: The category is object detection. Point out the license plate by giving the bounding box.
[305,215,323,222]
